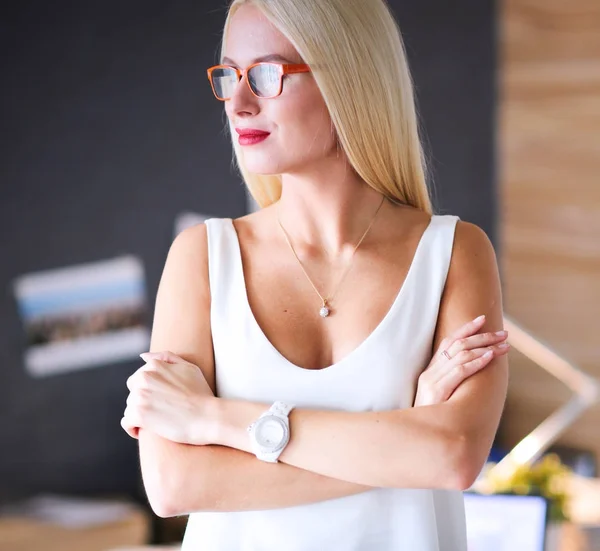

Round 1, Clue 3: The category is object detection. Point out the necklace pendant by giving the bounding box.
[319,303,331,318]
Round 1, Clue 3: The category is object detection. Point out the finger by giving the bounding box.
[425,344,508,384]
[120,416,140,439]
[451,346,501,367]
[435,316,487,358]
[494,343,511,356]
[438,343,511,398]
[140,351,182,364]
[447,332,508,357]
[126,368,151,391]
[126,372,138,392]
[120,415,137,438]
[121,406,143,436]
[430,346,490,375]
[126,390,146,407]
[123,404,145,427]
[487,343,511,359]
[437,350,495,400]
[448,315,486,341]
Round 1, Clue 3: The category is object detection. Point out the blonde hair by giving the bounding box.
[221,0,432,214]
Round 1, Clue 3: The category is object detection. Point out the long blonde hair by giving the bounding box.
[221,0,432,214]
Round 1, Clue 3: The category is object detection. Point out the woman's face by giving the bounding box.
[222,4,337,175]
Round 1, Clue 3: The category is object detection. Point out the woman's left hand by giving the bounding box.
[414,316,509,407]
[121,351,217,445]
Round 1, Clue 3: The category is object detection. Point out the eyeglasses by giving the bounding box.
[206,62,311,101]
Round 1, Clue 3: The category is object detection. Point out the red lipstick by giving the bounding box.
[235,128,270,146]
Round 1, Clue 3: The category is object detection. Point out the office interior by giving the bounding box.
[1,1,599,550]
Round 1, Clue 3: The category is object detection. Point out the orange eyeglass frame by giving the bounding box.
[206,62,312,100]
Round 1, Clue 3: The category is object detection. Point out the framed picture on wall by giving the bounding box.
[12,255,150,378]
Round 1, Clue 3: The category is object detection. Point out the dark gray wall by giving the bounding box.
[0,0,497,502]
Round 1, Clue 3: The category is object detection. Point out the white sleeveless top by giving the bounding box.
[182,215,467,551]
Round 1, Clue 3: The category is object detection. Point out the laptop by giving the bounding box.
[463,492,549,551]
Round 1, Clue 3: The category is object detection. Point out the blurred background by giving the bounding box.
[1,0,598,550]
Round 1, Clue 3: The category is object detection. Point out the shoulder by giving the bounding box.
[448,220,498,282]
[435,219,503,337]
[167,222,210,270]
[158,222,211,303]
[386,207,496,270]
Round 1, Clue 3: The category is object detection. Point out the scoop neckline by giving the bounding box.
[226,215,436,373]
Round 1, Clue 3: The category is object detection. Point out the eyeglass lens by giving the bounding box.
[211,64,281,99]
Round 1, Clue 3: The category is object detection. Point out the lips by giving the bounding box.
[235,128,270,137]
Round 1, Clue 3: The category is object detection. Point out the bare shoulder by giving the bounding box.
[156,221,211,308]
[168,221,210,264]
[436,219,503,339]
[391,207,493,255]
[450,220,499,281]
[156,220,211,315]
[158,220,210,312]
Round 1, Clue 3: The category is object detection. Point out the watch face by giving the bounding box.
[255,415,287,451]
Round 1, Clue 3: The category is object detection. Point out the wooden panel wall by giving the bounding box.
[499,0,600,460]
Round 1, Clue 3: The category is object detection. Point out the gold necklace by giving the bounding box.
[277,195,385,318]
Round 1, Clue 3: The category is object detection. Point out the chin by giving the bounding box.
[242,156,293,176]
[242,148,329,176]
[244,164,284,176]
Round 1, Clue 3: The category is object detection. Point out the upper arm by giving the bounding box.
[433,221,509,479]
[147,223,215,390]
[138,223,215,513]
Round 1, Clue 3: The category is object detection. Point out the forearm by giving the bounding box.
[139,430,373,517]
[214,399,471,490]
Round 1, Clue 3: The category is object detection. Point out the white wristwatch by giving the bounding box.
[247,401,295,463]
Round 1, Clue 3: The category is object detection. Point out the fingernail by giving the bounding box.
[495,331,507,337]
[483,350,493,358]
[139,353,151,360]
[474,315,485,322]
[497,343,510,348]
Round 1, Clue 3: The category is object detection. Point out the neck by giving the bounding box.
[272,162,386,258]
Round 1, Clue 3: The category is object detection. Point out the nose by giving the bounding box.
[226,73,260,118]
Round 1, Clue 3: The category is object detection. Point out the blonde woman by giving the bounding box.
[121,0,510,549]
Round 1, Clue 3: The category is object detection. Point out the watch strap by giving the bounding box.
[269,401,294,418]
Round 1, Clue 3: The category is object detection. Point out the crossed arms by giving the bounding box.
[134,221,508,517]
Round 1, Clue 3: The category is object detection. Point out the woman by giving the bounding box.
[121,0,510,549]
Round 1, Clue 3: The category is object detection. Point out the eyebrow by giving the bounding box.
[221,54,296,66]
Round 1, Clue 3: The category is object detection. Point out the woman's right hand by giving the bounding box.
[413,315,510,407]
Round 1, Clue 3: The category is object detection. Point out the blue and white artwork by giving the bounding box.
[12,255,150,377]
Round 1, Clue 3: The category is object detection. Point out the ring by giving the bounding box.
[442,349,451,360]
